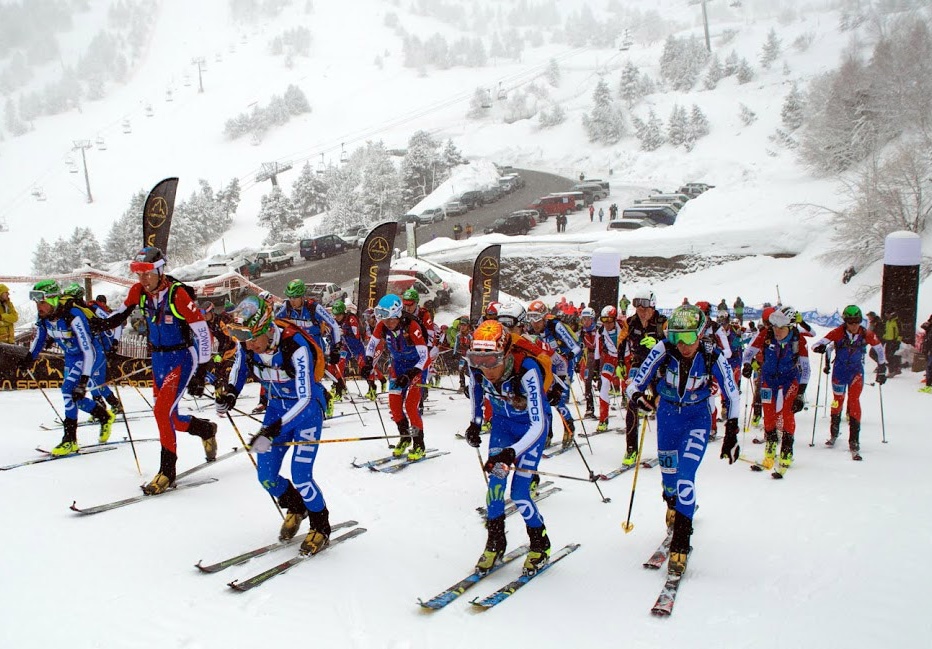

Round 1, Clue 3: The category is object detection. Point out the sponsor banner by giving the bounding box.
[0,354,153,391]
[469,245,501,323]
[142,178,179,254]
[358,222,397,311]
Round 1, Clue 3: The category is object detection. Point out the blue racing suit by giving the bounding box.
[470,353,550,529]
[276,299,341,350]
[229,322,328,513]
[627,340,739,519]
[538,318,581,429]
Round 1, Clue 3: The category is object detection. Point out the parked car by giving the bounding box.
[527,195,571,219]
[480,186,503,203]
[573,182,609,200]
[583,178,611,194]
[622,206,677,226]
[398,212,420,225]
[339,226,369,248]
[256,248,296,271]
[390,267,451,305]
[648,192,691,205]
[458,190,484,210]
[634,199,683,213]
[444,200,468,216]
[351,274,440,312]
[417,207,446,224]
[306,282,347,307]
[510,209,543,224]
[548,191,585,211]
[484,212,534,236]
[607,219,656,231]
[299,234,348,260]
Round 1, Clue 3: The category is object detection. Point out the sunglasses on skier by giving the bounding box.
[668,331,699,346]
[466,350,505,369]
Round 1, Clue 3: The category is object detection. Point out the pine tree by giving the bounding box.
[400,130,441,208]
[739,102,757,126]
[639,73,655,96]
[704,54,723,90]
[359,141,401,222]
[440,139,466,170]
[545,58,561,87]
[4,99,28,136]
[291,162,329,217]
[643,109,665,151]
[466,87,489,119]
[538,104,566,128]
[736,58,755,84]
[618,61,642,107]
[724,50,739,77]
[257,187,302,245]
[581,77,625,145]
[105,190,146,261]
[781,82,805,131]
[760,28,782,69]
[686,104,710,151]
[31,238,55,274]
[217,178,241,218]
[667,104,689,147]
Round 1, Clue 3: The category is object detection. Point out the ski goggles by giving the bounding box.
[129,258,165,274]
[498,315,521,328]
[667,330,699,346]
[843,316,862,325]
[600,316,616,323]
[526,311,546,323]
[29,289,60,303]
[227,325,257,342]
[466,350,505,368]
[632,298,654,308]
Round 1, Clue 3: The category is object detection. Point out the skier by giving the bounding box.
[741,306,810,472]
[577,307,598,418]
[810,305,886,457]
[464,320,552,576]
[526,300,581,446]
[93,247,217,494]
[218,295,332,554]
[401,287,437,392]
[22,280,116,455]
[361,294,429,460]
[331,300,367,392]
[198,302,237,394]
[626,304,741,576]
[594,305,628,437]
[620,291,667,462]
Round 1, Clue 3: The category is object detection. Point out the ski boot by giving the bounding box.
[91,404,116,444]
[751,413,762,428]
[920,385,932,394]
[380,379,387,393]
[365,380,378,401]
[668,510,693,576]
[530,474,540,499]
[325,389,335,418]
[826,413,841,447]
[481,421,491,433]
[142,448,177,495]
[523,525,551,576]
[849,419,862,460]
[475,516,507,573]
[189,417,218,462]
[762,430,778,470]
[664,494,677,530]
[51,418,80,456]
[584,408,596,420]
[561,419,575,450]
[277,484,308,541]
[299,507,331,556]
[105,393,124,415]
[407,429,426,461]
[779,431,794,469]
[251,402,267,414]
[595,420,609,433]
[622,446,638,466]
[392,420,411,457]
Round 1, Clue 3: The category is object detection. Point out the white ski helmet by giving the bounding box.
[632,290,656,309]
[497,301,527,328]
[601,305,618,321]
[580,307,596,319]
[768,305,796,328]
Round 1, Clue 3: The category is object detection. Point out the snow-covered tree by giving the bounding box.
[321,161,363,234]
[105,190,146,261]
[4,99,28,136]
[216,178,241,219]
[400,130,442,208]
[638,108,665,151]
[739,103,757,126]
[704,54,723,90]
[581,77,625,145]
[440,139,466,170]
[466,87,489,119]
[659,34,708,91]
[760,28,782,69]
[283,84,311,114]
[639,73,655,96]
[358,141,402,222]
[538,104,566,128]
[667,104,689,147]
[618,61,642,107]
[291,162,329,217]
[31,238,55,275]
[545,58,561,87]
[257,187,302,245]
[686,104,710,150]
[781,82,806,131]
[736,58,755,84]
[723,50,739,77]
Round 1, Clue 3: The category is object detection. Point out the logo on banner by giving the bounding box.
[367,237,390,262]
[479,256,499,276]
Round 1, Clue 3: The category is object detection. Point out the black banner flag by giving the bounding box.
[469,244,501,323]
[357,222,397,311]
[142,178,179,254]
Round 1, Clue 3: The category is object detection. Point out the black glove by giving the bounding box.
[792,390,806,413]
[360,359,373,378]
[630,391,655,412]
[484,446,516,478]
[547,383,563,406]
[188,363,209,397]
[215,391,238,415]
[720,418,739,464]
[876,363,887,385]
[248,419,282,454]
[462,381,471,398]
[812,343,826,354]
[71,375,89,402]
[465,422,482,448]
[741,363,753,379]
[823,358,831,374]
[328,349,341,365]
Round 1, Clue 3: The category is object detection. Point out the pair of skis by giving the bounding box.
[195,520,367,592]
[417,543,581,610]
[643,529,682,617]
[69,447,244,515]
[597,457,658,481]
[474,481,562,519]
[350,449,449,473]
[1,438,160,472]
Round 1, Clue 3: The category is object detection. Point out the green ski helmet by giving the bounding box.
[842,305,863,323]
[63,282,85,299]
[402,287,420,303]
[666,304,707,346]
[285,279,306,298]
[331,300,346,315]
[30,279,62,308]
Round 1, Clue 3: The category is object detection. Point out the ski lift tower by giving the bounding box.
[191,56,206,93]
[255,161,293,188]
[72,139,94,203]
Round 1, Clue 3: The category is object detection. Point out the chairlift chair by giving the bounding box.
[66,156,78,173]
[497,82,507,100]
[31,187,47,202]
[165,89,173,102]
[339,143,348,164]
[95,136,107,151]
[145,104,154,117]
[183,74,191,87]
[122,119,132,134]
[316,153,326,175]
[481,89,492,109]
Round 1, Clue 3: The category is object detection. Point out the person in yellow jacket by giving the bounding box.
[882,310,902,377]
[0,284,18,343]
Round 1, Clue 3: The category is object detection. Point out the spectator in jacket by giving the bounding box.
[0,284,18,343]
[921,315,932,393]
[882,311,902,377]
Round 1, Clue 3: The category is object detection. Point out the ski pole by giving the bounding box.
[112,383,142,475]
[226,413,284,519]
[131,382,154,410]
[621,416,649,533]
[370,379,394,449]
[809,354,825,447]
[499,464,597,483]
[278,433,404,446]
[565,376,594,455]
[742,375,751,432]
[96,364,152,389]
[417,383,462,393]
[476,445,489,488]
[879,383,887,443]
[556,409,610,503]
[26,368,64,423]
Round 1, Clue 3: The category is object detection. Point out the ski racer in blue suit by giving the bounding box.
[626,305,741,577]
[219,295,332,556]
[526,300,581,445]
